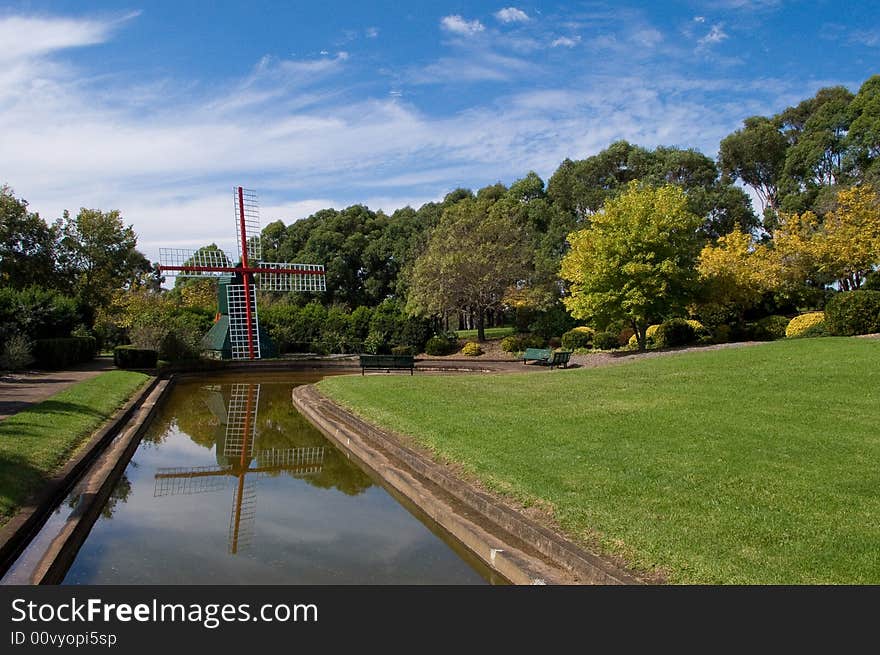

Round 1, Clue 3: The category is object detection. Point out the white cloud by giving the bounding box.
[0,9,838,269]
[440,15,485,36]
[694,16,706,23]
[551,36,580,48]
[0,12,138,63]
[698,24,728,46]
[495,7,530,24]
[366,27,379,38]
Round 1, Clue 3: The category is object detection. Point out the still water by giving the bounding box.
[62,373,496,584]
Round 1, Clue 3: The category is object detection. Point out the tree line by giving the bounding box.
[2,75,878,359]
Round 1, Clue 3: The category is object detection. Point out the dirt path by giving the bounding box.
[0,357,115,421]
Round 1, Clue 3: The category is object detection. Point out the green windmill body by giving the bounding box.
[202,274,277,360]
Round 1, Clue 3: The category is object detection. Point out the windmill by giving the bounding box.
[158,187,326,360]
[153,383,325,554]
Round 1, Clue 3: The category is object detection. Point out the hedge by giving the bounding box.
[824,290,880,336]
[32,337,97,369]
[113,345,159,369]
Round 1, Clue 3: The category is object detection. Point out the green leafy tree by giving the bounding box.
[719,116,788,219]
[0,185,58,288]
[560,182,702,350]
[407,186,532,341]
[55,208,152,319]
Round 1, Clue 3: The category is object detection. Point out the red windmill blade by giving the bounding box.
[158,187,326,360]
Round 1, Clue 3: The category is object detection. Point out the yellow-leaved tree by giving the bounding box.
[772,185,880,291]
[560,182,702,351]
[697,228,779,317]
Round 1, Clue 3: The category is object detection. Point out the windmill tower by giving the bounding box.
[158,187,326,360]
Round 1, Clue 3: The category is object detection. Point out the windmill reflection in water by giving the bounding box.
[153,383,325,554]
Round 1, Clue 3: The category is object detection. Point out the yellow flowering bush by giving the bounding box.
[785,312,827,339]
[461,341,483,356]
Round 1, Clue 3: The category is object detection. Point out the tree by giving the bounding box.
[0,185,58,288]
[547,140,757,237]
[772,185,880,292]
[847,75,880,184]
[697,228,778,319]
[55,208,151,318]
[719,116,788,217]
[560,182,702,350]
[406,187,532,341]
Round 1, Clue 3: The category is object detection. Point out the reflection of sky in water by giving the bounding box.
[62,378,492,585]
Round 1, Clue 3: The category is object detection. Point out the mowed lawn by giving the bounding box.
[454,326,516,340]
[319,338,880,584]
[0,370,150,525]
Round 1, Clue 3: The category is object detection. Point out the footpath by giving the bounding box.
[0,357,114,421]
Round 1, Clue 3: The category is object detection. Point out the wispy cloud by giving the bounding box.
[0,12,138,63]
[0,8,855,265]
[440,15,485,36]
[495,7,530,24]
[698,24,729,47]
[551,36,581,48]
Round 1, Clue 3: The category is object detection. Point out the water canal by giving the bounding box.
[13,373,500,584]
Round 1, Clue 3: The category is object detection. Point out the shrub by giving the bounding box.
[528,304,576,340]
[113,345,158,369]
[628,324,661,348]
[362,330,386,355]
[654,318,697,348]
[425,335,456,356]
[461,341,483,356]
[500,333,545,352]
[0,333,34,370]
[824,290,880,336]
[593,331,619,350]
[33,337,96,369]
[750,315,790,341]
[561,328,593,350]
[618,327,635,346]
[391,345,415,356]
[713,324,731,344]
[864,270,880,291]
[785,312,827,338]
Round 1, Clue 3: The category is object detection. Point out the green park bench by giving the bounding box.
[546,349,572,369]
[359,354,415,375]
[521,347,551,364]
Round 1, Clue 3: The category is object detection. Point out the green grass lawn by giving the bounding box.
[0,370,150,525]
[318,338,880,584]
[455,326,516,340]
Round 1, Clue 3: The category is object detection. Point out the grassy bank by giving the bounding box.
[319,338,880,583]
[455,326,516,340]
[0,370,150,524]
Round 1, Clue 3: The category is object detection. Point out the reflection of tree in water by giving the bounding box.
[68,469,134,519]
[144,380,371,497]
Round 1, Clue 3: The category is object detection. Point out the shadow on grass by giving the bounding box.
[0,452,48,523]
[1,400,106,422]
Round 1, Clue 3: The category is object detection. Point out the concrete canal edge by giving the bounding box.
[0,376,172,583]
[292,384,643,585]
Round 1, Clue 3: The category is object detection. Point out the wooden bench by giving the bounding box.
[359,354,415,375]
[546,349,572,369]
[521,347,551,364]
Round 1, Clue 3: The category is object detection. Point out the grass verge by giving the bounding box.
[0,370,150,525]
[318,338,880,583]
[455,326,516,340]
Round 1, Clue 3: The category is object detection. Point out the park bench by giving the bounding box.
[359,354,415,375]
[521,347,551,364]
[546,349,572,369]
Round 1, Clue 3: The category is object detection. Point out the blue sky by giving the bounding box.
[0,1,877,262]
